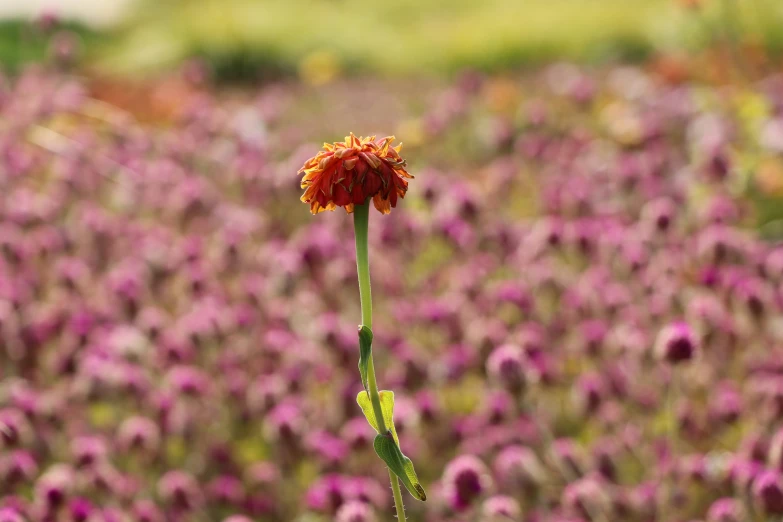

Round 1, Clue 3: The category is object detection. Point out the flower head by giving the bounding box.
[753,470,783,514]
[442,455,492,511]
[707,497,743,522]
[481,495,521,519]
[654,321,698,364]
[335,501,377,522]
[0,508,24,522]
[487,344,527,393]
[298,134,412,214]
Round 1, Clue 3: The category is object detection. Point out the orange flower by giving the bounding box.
[299,133,413,214]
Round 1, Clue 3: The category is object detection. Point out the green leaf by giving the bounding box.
[373,433,427,501]
[356,390,399,446]
[357,325,373,393]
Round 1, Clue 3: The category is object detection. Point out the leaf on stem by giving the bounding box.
[356,390,399,446]
[374,432,427,501]
[357,325,373,393]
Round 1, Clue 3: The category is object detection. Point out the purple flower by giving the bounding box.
[562,475,612,520]
[493,445,546,490]
[305,430,349,466]
[753,470,783,514]
[0,450,37,485]
[131,499,164,522]
[340,417,374,450]
[708,383,742,425]
[481,495,521,519]
[572,372,605,416]
[706,498,742,522]
[157,471,202,511]
[165,365,210,397]
[206,475,245,506]
[34,464,74,510]
[486,344,526,393]
[335,501,376,522]
[729,458,764,495]
[305,474,348,513]
[71,435,108,468]
[0,508,24,522]
[551,438,585,478]
[0,408,32,448]
[68,497,94,522]
[654,321,698,364]
[641,197,676,233]
[264,400,305,442]
[117,416,161,454]
[245,462,280,488]
[442,455,492,511]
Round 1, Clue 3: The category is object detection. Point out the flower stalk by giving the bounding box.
[354,201,408,522]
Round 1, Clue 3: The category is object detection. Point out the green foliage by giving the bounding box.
[103,0,677,79]
[6,0,783,82]
[0,20,101,73]
[356,390,399,447]
[373,434,427,502]
[357,325,373,395]
[665,0,783,57]
[357,390,425,501]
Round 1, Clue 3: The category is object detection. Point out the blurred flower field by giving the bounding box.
[3,3,783,522]
[4,0,783,79]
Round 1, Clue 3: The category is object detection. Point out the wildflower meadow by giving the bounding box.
[2,2,783,522]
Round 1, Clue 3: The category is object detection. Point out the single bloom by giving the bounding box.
[298,133,413,214]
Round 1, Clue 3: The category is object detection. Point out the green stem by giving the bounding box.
[353,201,407,522]
[354,203,373,330]
[390,468,407,519]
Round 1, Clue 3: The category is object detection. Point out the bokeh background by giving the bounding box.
[2,1,783,522]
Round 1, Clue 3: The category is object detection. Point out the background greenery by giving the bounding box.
[3,0,783,81]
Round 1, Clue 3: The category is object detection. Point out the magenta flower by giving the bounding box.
[654,321,699,364]
[442,455,492,511]
[335,501,377,522]
[753,470,783,515]
[157,471,202,511]
[706,498,742,522]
